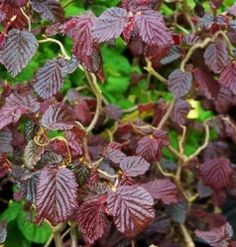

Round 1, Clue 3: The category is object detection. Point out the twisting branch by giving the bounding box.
[157,99,176,130]
[51,223,66,247]
[70,222,78,247]
[84,71,103,133]
[180,224,195,247]
[38,36,71,60]
[144,58,168,84]
[180,30,235,71]
[20,8,31,32]
[187,120,210,162]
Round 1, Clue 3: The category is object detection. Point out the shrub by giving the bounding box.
[1,0,236,247]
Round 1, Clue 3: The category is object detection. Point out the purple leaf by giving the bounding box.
[204,39,228,73]
[30,0,64,22]
[92,7,128,43]
[135,9,173,47]
[41,103,75,130]
[0,29,38,77]
[219,61,236,94]
[0,128,13,154]
[168,69,192,98]
[142,179,179,204]
[119,156,150,177]
[171,99,190,125]
[33,58,68,99]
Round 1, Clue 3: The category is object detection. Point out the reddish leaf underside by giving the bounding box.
[77,199,107,244]
[107,185,154,237]
[35,166,77,225]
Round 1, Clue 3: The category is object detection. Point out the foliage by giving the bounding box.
[1,0,236,247]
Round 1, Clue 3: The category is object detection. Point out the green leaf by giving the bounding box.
[4,221,30,247]
[17,211,51,244]
[102,47,131,76]
[103,76,130,94]
[0,202,22,222]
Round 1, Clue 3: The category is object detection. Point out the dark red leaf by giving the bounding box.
[104,105,122,121]
[219,61,236,94]
[119,156,150,177]
[0,128,12,154]
[0,29,38,77]
[200,158,233,191]
[194,67,220,99]
[168,69,192,98]
[41,103,75,130]
[35,165,77,225]
[92,7,128,43]
[0,92,39,130]
[1,0,27,7]
[77,198,107,244]
[204,39,228,73]
[171,99,190,125]
[166,199,187,224]
[136,136,159,162]
[135,9,173,47]
[142,179,178,204]
[102,142,126,164]
[107,185,154,237]
[33,58,68,99]
[66,128,84,157]
[30,0,64,22]
[195,222,233,247]
[0,3,28,29]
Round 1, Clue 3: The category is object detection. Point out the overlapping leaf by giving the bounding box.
[23,140,44,169]
[119,156,150,177]
[219,61,236,94]
[195,222,233,247]
[0,92,39,130]
[200,158,233,191]
[171,99,190,125]
[77,198,107,244]
[204,39,228,73]
[168,69,192,98]
[135,9,173,47]
[35,166,77,225]
[107,185,154,237]
[33,58,68,99]
[0,128,12,154]
[142,179,178,204]
[92,7,128,43]
[0,0,27,6]
[0,29,38,77]
[41,103,75,130]
[30,0,64,22]
[102,142,126,164]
